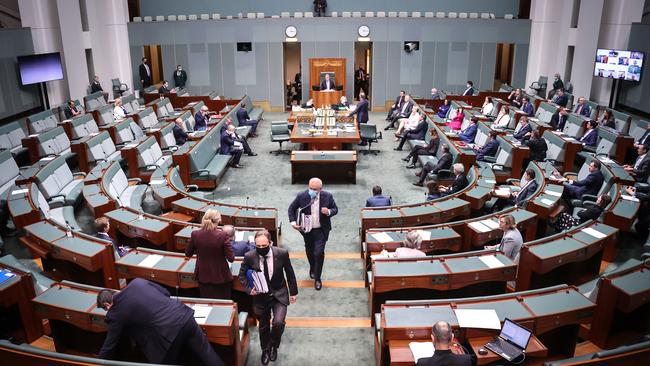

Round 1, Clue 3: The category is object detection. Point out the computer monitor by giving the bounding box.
[500,318,532,350]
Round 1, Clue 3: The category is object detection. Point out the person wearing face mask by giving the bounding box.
[287,177,338,291]
[139,57,152,89]
[173,64,187,88]
[239,230,298,365]
[462,81,475,96]
[548,73,564,99]
[194,105,210,131]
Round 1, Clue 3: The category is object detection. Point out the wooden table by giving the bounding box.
[290,122,360,150]
[313,90,343,108]
[291,150,357,184]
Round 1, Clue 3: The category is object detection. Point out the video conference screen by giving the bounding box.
[17,52,64,85]
[594,49,644,82]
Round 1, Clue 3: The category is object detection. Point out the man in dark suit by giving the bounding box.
[366,186,392,207]
[440,163,469,195]
[513,116,532,142]
[97,278,223,365]
[521,96,535,117]
[395,114,427,150]
[90,75,104,94]
[574,97,591,117]
[236,104,258,136]
[386,94,413,130]
[158,80,172,94]
[220,118,256,156]
[354,65,367,99]
[288,178,338,290]
[524,130,548,162]
[562,160,604,199]
[549,107,569,131]
[239,230,297,365]
[172,118,188,146]
[313,0,327,17]
[635,123,650,148]
[139,57,152,89]
[320,73,334,91]
[194,106,209,131]
[430,87,441,100]
[223,225,255,257]
[458,117,478,143]
[493,168,539,210]
[624,144,650,183]
[551,88,568,107]
[173,64,187,88]
[548,73,564,99]
[462,81,475,96]
[475,131,499,161]
[348,92,369,126]
[94,217,125,257]
[404,128,440,167]
[221,125,244,168]
[386,90,406,120]
[414,144,452,186]
[416,321,471,366]
[579,120,598,147]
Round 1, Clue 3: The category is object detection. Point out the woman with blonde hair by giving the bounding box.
[185,209,234,299]
[113,97,126,121]
[378,231,426,258]
[485,214,523,263]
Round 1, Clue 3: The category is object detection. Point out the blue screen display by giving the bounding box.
[17,52,64,85]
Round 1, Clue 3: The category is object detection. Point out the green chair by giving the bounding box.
[270,121,291,155]
[359,123,382,155]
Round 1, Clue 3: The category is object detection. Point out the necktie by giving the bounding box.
[263,255,271,288]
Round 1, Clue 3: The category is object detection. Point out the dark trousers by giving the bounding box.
[239,138,253,155]
[229,150,243,165]
[162,317,224,365]
[406,146,433,165]
[241,120,258,134]
[254,295,288,351]
[397,133,415,150]
[199,282,232,300]
[304,228,326,281]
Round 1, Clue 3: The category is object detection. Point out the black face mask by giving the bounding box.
[256,246,270,256]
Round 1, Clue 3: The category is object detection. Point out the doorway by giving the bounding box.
[143,45,164,85]
[283,42,302,110]
[354,41,372,103]
[494,43,514,89]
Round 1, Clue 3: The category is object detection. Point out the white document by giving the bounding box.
[479,255,505,269]
[454,308,502,330]
[582,227,606,239]
[481,219,500,230]
[417,230,431,241]
[495,188,511,196]
[138,254,163,268]
[191,304,213,325]
[11,188,28,195]
[468,221,491,233]
[544,190,562,197]
[149,179,164,185]
[621,194,640,202]
[541,198,555,206]
[484,179,496,184]
[371,232,393,243]
[409,342,435,362]
[235,231,245,241]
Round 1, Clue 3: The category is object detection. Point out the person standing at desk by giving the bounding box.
[348,92,369,128]
[96,278,224,365]
[185,209,234,299]
[416,321,471,366]
[239,230,298,365]
[288,177,338,291]
[139,57,152,89]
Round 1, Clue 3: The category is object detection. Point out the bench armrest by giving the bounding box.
[192,169,210,177]
[482,156,497,163]
[73,172,87,178]
[186,184,199,192]
[128,178,142,184]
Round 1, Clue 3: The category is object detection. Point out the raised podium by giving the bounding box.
[313,90,343,108]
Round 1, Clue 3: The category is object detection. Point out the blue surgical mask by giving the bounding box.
[308,189,318,199]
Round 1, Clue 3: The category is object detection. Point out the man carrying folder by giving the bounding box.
[239,230,298,365]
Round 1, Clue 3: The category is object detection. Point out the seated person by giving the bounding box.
[549,107,569,131]
[172,118,189,145]
[236,103,258,136]
[430,87,441,100]
[574,97,591,117]
[223,225,255,257]
[320,73,335,91]
[481,96,494,116]
[458,117,478,143]
[446,107,464,130]
[386,95,413,130]
[492,105,511,129]
[513,115,532,142]
[520,96,535,117]
[474,131,499,161]
[113,97,127,121]
[220,124,244,168]
[366,186,392,207]
[414,144,453,186]
[555,160,604,200]
[508,88,523,108]
[425,180,442,201]
[395,107,421,139]
[597,109,616,129]
[332,95,350,110]
[484,214,523,263]
[94,217,126,257]
[378,231,426,258]
[64,99,82,119]
[435,99,450,119]
[90,75,109,100]
[158,80,173,94]
[386,90,406,120]
[550,88,568,107]
[551,195,611,232]
[492,168,538,211]
[415,321,471,366]
[194,106,211,131]
[578,120,598,147]
[624,144,650,183]
[403,128,439,168]
[439,163,469,195]
[394,114,428,151]
[524,130,548,162]
[635,122,650,148]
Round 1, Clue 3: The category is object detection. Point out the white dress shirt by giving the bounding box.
[494,113,511,128]
[482,103,494,116]
[311,193,321,228]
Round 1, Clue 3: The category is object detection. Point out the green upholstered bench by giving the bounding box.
[67,114,99,140]
[101,162,147,210]
[85,131,123,168]
[33,155,84,207]
[0,121,29,160]
[134,106,159,129]
[26,109,58,134]
[121,93,140,114]
[242,94,264,121]
[83,90,107,111]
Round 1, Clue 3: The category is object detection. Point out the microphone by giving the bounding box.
[245,196,250,207]
[65,220,73,237]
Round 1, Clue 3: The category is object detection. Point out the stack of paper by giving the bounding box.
[417,230,432,241]
[191,304,213,325]
[540,198,555,206]
[468,221,491,233]
[582,227,606,239]
[544,190,561,197]
[409,342,435,362]
[479,255,505,268]
[454,309,501,329]
[621,194,640,202]
[481,219,499,230]
[138,254,163,268]
[371,232,393,243]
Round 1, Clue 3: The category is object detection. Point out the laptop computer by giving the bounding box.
[484,318,532,362]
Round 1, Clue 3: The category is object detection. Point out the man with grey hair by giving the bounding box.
[439,163,468,196]
[194,105,210,131]
[416,321,471,365]
[224,224,255,256]
[287,177,338,290]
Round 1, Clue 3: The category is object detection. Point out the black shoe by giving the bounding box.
[247,152,258,156]
[261,349,271,365]
[401,157,410,162]
[269,346,278,362]
[406,164,416,169]
[309,271,314,279]
[383,126,390,131]
[315,280,322,290]
[393,147,402,151]
[413,182,423,187]
[231,164,243,168]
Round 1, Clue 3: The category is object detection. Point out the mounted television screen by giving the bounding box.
[17,52,64,85]
[594,49,644,82]
[236,42,252,52]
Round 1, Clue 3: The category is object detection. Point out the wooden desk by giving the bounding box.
[160,211,194,222]
[0,263,43,343]
[388,340,465,366]
[21,134,41,164]
[290,121,360,150]
[469,335,548,365]
[313,90,343,108]
[105,208,174,251]
[291,150,357,184]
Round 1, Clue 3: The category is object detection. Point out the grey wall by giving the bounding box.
[128,17,531,108]
[139,0,520,18]
[619,23,650,114]
[0,28,41,121]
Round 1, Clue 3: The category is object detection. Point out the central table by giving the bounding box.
[289,121,360,150]
[291,150,357,184]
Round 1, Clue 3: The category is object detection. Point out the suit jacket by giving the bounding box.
[185,228,234,284]
[426,152,453,174]
[425,137,440,154]
[173,70,187,87]
[90,82,103,93]
[366,195,392,207]
[405,120,428,140]
[99,279,194,362]
[525,137,548,161]
[320,79,334,91]
[577,205,604,223]
[448,173,469,195]
[553,78,564,91]
[238,247,298,306]
[172,125,188,145]
[633,154,650,182]
[158,86,171,94]
[553,94,568,107]
[436,104,450,119]
[139,64,151,84]
[64,106,79,119]
[514,123,532,141]
[574,104,591,117]
[194,112,208,130]
[231,240,256,257]
[514,180,538,207]
[477,139,499,161]
[458,124,478,143]
[522,102,535,117]
[462,87,475,96]
[220,131,238,155]
[550,112,568,131]
[637,130,650,148]
[95,232,123,256]
[397,100,414,118]
[349,99,368,123]
[580,129,598,147]
[236,108,251,124]
[288,190,338,240]
[573,170,605,196]
[499,229,524,262]
[392,95,404,111]
[416,349,472,366]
